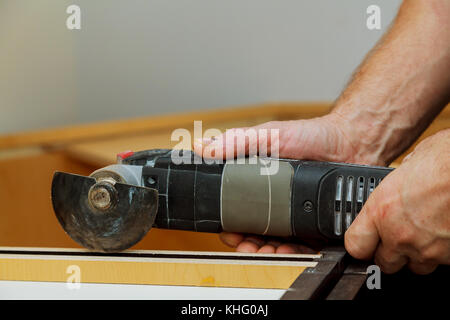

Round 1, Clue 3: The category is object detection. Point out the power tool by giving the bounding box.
[51,149,393,252]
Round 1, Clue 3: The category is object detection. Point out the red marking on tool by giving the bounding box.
[117,150,134,160]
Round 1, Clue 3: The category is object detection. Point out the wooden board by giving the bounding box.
[0,247,319,289]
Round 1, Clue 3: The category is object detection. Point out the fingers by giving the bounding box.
[276,244,316,254]
[256,239,285,253]
[236,241,260,253]
[236,235,276,253]
[219,232,315,254]
[242,235,266,247]
[257,245,276,253]
[194,122,281,160]
[374,243,409,274]
[219,232,244,248]
[220,233,268,253]
[193,115,354,163]
[407,261,438,275]
[346,163,445,275]
[345,201,380,260]
[241,243,310,254]
[373,243,438,274]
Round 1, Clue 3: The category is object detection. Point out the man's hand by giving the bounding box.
[345,129,450,274]
[194,113,379,254]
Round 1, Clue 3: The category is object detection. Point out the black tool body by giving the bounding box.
[52,149,393,251]
[121,149,393,242]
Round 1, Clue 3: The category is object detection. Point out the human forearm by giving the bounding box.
[332,0,450,165]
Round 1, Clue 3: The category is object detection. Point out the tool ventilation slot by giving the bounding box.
[367,177,376,198]
[334,176,344,236]
[345,176,354,231]
[333,174,383,236]
[356,177,364,213]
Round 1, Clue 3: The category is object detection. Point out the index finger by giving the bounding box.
[344,197,381,260]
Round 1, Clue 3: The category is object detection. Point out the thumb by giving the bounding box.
[344,191,381,260]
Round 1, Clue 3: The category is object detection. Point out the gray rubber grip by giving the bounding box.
[220,159,294,237]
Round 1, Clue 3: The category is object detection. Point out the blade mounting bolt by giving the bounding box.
[88,182,117,211]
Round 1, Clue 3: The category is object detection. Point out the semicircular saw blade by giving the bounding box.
[51,171,158,252]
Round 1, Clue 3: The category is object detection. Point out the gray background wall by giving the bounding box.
[0,0,402,134]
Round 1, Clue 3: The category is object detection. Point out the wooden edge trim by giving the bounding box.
[281,247,347,300]
[0,247,321,263]
[325,262,369,300]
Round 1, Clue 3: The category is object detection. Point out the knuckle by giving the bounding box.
[392,227,415,247]
[373,256,391,274]
[377,252,395,265]
[375,248,393,266]
[344,233,365,260]
[368,202,383,222]
[417,246,440,264]
[374,247,406,274]
[360,196,380,222]
[364,184,392,219]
